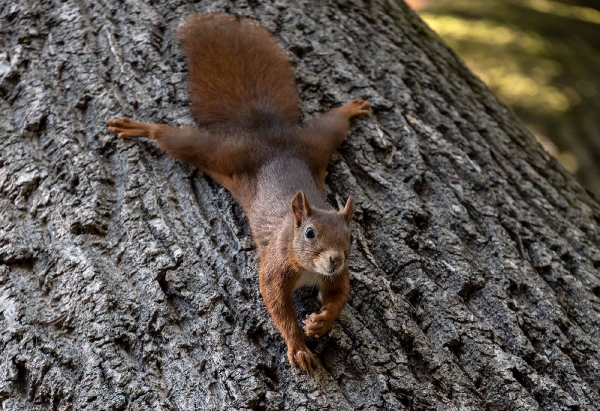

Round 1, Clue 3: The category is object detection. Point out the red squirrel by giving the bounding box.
[106,13,370,375]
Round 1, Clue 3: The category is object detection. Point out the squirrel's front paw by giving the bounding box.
[287,345,317,376]
[303,311,334,338]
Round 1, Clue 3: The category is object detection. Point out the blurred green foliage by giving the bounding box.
[413,0,600,197]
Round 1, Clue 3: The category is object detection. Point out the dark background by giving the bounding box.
[408,0,600,197]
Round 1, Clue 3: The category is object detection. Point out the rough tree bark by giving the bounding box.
[1,0,599,410]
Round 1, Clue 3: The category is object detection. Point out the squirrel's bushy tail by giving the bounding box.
[178,13,301,128]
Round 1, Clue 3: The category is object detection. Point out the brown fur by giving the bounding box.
[106,13,370,376]
[177,13,301,127]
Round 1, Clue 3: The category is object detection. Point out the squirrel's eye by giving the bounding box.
[305,227,315,239]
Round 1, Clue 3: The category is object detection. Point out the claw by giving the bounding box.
[288,346,318,377]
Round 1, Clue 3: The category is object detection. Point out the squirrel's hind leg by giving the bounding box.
[301,99,370,188]
[106,117,250,189]
[331,98,371,119]
[106,117,167,139]
[106,117,207,165]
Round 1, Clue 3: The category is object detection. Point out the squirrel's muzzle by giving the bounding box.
[318,250,345,275]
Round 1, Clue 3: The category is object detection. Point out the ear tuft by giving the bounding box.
[339,196,355,223]
[291,191,312,226]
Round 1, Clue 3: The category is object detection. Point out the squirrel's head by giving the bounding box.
[290,191,354,277]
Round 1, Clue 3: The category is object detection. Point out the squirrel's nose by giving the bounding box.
[329,254,343,267]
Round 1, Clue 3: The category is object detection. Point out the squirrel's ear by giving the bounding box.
[291,191,312,226]
[339,196,355,223]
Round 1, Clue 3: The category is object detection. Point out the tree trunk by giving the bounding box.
[1,0,599,410]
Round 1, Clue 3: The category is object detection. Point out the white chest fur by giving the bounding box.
[294,269,324,291]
